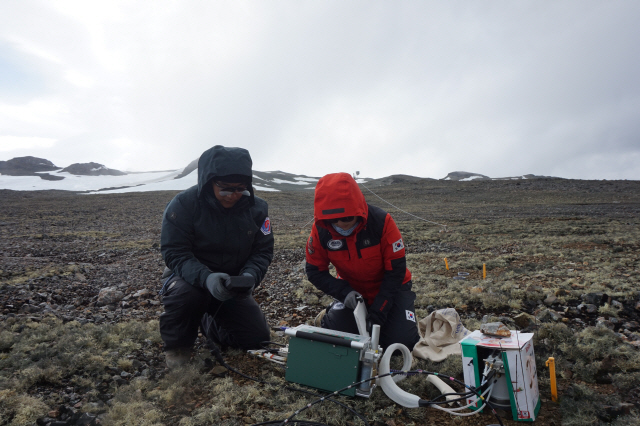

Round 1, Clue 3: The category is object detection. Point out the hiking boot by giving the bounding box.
[313,309,326,327]
[165,347,192,369]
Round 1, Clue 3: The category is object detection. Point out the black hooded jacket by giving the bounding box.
[160,146,274,288]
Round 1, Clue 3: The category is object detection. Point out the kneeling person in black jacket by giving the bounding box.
[159,145,274,368]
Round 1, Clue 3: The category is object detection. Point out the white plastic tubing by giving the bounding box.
[378,343,457,408]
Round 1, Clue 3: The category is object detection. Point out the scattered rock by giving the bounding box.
[611,300,624,310]
[133,288,151,298]
[96,287,125,306]
[514,312,536,329]
[581,293,605,306]
[480,322,511,337]
[537,309,563,323]
[603,403,635,420]
[577,303,598,314]
[596,317,615,330]
[210,365,228,377]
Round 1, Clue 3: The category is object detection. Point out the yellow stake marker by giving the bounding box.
[483,263,487,279]
[444,257,449,270]
[546,357,558,402]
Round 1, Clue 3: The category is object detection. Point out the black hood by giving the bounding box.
[197,145,255,208]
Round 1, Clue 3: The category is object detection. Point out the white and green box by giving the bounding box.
[460,330,541,421]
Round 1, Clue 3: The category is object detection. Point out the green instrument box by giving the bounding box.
[285,325,369,396]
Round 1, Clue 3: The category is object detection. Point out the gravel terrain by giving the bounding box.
[1,179,639,426]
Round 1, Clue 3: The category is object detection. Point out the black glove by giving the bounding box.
[368,305,388,328]
[205,272,233,301]
[235,272,256,299]
[368,294,391,327]
[343,291,362,310]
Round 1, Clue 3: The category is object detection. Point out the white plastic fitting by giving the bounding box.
[378,343,421,407]
[379,343,458,407]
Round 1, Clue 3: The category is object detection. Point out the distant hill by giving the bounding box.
[0,156,126,179]
[0,156,59,176]
[364,174,433,187]
[0,155,562,192]
[170,158,327,191]
[60,162,126,176]
[442,171,558,181]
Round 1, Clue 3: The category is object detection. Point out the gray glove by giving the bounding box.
[205,272,232,301]
[343,290,362,310]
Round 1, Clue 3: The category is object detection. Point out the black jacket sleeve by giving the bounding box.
[305,262,353,302]
[368,257,406,322]
[240,198,274,286]
[304,225,353,302]
[160,193,212,288]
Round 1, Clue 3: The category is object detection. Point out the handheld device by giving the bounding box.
[225,275,255,291]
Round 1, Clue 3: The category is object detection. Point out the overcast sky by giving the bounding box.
[1,1,639,180]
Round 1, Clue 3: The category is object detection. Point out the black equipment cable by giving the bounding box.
[277,369,505,426]
[206,335,504,426]
[206,339,370,426]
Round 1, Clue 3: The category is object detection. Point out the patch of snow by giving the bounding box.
[0,170,190,192]
[89,172,197,193]
[271,178,311,185]
[460,175,485,181]
[253,185,279,192]
[293,177,318,183]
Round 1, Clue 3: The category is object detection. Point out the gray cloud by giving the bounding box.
[0,1,638,180]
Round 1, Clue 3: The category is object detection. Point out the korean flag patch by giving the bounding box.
[260,217,271,235]
[406,310,416,322]
[392,238,405,252]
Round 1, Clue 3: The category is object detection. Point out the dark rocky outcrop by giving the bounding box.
[442,171,560,181]
[60,162,126,176]
[38,173,66,181]
[365,174,432,187]
[442,171,491,181]
[0,156,60,176]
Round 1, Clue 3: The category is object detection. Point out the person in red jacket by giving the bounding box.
[305,172,420,349]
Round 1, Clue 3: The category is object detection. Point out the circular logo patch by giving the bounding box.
[327,239,343,250]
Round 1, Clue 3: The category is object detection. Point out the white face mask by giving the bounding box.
[332,221,359,236]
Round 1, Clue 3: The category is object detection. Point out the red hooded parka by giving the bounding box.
[305,173,411,321]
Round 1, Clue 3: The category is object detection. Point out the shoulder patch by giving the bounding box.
[392,238,405,252]
[260,217,271,235]
[307,236,315,255]
[327,239,343,250]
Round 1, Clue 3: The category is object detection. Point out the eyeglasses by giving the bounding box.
[326,216,356,224]
[215,181,250,196]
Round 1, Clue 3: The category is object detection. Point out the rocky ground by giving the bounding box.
[1,179,639,426]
